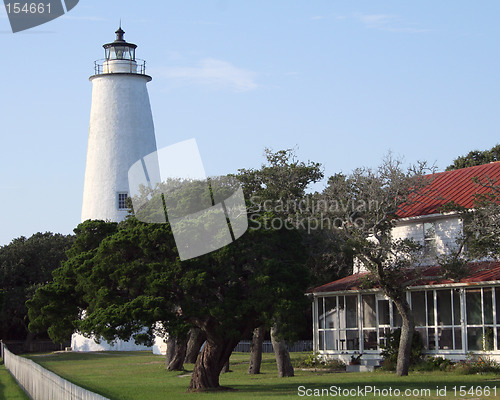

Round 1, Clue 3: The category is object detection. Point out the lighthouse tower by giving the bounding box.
[73,27,161,352]
[81,26,157,222]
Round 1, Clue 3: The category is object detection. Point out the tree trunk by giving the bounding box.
[393,297,415,376]
[188,337,239,391]
[221,360,230,373]
[270,324,294,377]
[165,336,176,367]
[248,325,265,374]
[165,335,187,371]
[184,327,206,364]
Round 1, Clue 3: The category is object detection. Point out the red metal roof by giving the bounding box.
[311,261,500,293]
[397,161,500,218]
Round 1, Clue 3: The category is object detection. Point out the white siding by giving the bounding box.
[354,215,463,273]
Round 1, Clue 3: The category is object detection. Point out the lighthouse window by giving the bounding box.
[118,193,128,209]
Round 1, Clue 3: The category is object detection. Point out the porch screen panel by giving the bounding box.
[345,295,358,328]
[496,288,500,325]
[362,295,376,328]
[437,328,453,350]
[466,289,482,325]
[324,297,339,350]
[325,297,339,329]
[483,288,493,325]
[454,328,462,350]
[344,295,359,350]
[453,289,461,326]
[319,330,325,350]
[393,305,402,327]
[378,300,390,325]
[437,290,452,326]
[467,327,483,351]
[318,297,325,329]
[427,291,435,326]
[411,292,426,326]
[362,294,377,350]
[483,288,494,350]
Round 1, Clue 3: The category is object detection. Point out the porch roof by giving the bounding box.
[311,261,500,294]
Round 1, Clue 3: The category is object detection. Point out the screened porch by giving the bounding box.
[313,285,500,358]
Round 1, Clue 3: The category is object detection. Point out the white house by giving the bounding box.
[311,161,500,364]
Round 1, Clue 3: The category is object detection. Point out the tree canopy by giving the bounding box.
[446,144,500,171]
[0,232,74,341]
[29,208,310,391]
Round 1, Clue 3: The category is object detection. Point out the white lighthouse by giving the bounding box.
[73,27,161,352]
[81,26,157,222]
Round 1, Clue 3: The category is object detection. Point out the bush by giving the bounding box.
[452,354,500,375]
[295,352,346,370]
[412,356,454,372]
[380,329,423,371]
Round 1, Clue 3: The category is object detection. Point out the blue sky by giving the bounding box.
[1,1,499,246]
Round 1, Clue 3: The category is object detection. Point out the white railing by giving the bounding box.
[1,342,109,400]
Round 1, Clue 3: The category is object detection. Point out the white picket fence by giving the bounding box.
[1,342,109,400]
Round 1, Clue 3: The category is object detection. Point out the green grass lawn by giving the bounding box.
[0,358,30,400]
[23,351,500,400]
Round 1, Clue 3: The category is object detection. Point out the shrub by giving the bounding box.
[380,329,423,371]
[452,354,500,375]
[295,352,346,370]
[412,356,454,372]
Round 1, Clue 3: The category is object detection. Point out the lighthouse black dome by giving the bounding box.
[103,26,137,61]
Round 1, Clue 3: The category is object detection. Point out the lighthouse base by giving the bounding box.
[71,332,166,355]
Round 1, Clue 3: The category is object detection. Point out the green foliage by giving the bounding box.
[453,354,500,375]
[412,354,500,374]
[28,214,310,347]
[27,221,119,343]
[0,232,74,340]
[380,329,423,371]
[446,144,500,171]
[238,148,352,287]
[412,356,454,372]
[237,148,323,203]
[294,352,346,370]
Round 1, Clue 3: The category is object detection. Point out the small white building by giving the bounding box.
[311,162,500,364]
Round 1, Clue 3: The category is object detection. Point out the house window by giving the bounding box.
[118,192,128,210]
[423,222,437,257]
